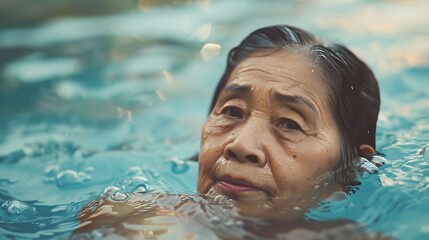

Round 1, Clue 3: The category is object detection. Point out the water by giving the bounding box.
[0,0,428,239]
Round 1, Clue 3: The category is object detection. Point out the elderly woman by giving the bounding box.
[198,25,380,206]
[74,25,382,239]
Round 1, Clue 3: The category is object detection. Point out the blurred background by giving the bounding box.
[0,0,428,239]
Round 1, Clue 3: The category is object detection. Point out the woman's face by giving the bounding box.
[198,50,342,209]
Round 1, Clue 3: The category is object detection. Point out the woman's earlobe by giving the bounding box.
[359,144,376,156]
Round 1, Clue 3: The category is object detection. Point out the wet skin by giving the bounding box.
[198,50,343,209]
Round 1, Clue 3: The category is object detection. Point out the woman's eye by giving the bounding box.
[221,106,243,119]
[277,118,302,131]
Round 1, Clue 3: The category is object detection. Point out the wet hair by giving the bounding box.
[208,25,380,189]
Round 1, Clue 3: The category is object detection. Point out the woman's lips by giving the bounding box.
[218,176,260,192]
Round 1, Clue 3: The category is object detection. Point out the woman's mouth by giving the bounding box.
[218,176,261,192]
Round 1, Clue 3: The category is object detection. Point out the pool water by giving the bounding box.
[0,0,428,239]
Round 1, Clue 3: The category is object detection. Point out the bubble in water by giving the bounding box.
[55,169,90,188]
[91,230,104,238]
[44,165,60,176]
[22,146,34,156]
[56,170,79,187]
[1,200,33,215]
[210,216,221,224]
[111,191,128,202]
[134,184,152,193]
[44,165,60,182]
[417,144,427,156]
[225,219,235,228]
[170,159,189,174]
[129,176,148,185]
[126,166,143,176]
[102,186,121,197]
[126,176,151,192]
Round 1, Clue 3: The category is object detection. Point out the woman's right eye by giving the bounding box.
[221,106,243,119]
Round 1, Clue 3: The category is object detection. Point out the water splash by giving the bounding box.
[354,157,379,174]
[1,200,34,216]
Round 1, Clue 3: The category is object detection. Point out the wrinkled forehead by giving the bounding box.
[225,50,330,98]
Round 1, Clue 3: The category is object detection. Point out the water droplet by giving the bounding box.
[351,85,354,90]
[162,70,173,84]
[189,23,212,42]
[292,206,302,211]
[156,90,166,101]
[200,43,221,61]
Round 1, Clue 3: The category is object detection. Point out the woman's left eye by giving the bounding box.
[277,118,302,131]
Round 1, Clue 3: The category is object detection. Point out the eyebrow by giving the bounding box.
[223,84,252,95]
[274,92,318,116]
[221,83,318,116]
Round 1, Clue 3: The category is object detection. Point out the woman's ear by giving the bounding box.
[359,144,376,156]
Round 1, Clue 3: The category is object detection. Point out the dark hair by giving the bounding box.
[209,25,380,189]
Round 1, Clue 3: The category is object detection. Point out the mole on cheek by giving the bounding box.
[293,155,297,159]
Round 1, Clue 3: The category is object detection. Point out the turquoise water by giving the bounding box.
[1,0,428,239]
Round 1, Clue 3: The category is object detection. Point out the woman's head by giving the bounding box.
[198,25,380,207]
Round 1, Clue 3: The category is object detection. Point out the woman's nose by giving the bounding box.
[223,120,268,167]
